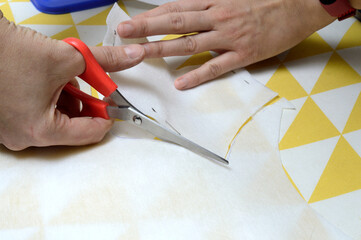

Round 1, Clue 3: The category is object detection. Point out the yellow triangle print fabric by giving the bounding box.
[336,20,361,50]
[176,51,214,69]
[343,91,361,134]
[266,64,308,100]
[77,6,112,25]
[250,17,361,239]
[308,136,361,203]
[282,166,305,201]
[247,15,361,239]
[246,56,281,71]
[279,97,339,150]
[311,52,361,95]
[0,2,14,22]
[19,12,74,25]
[284,32,333,62]
[51,26,80,40]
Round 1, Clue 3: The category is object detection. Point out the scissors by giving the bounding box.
[61,38,229,165]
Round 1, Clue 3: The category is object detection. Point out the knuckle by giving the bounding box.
[102,47,122,67]
[191,72,202,86]
[145,42,164,57]
[213,9,234,22]
[207,63,222,78]
[7,145,23,151]
[182,36,198,53]
[139,20,150,36]
[164,3,183,13]
[3,142,22,151]
[2,130,30,151]
[230,29,244,42]
[169,14,185,32]
[2,135,27,151]
[238,50,250,62]
[153,42,164,56]
[1,123,40,151]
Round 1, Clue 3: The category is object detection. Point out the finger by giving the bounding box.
[49,110,114,146]
[89,45,145,72]
[174,51,244,90]
[57,89,81,117]
[103,96,116,106]
[68,78,80,89]
[56,78,81,117]
[142,31,221,58]
[118,11,212,38]
[132,0,210,19]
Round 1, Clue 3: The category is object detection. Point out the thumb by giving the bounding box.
[47,44,144,146]
[89,44,145,72]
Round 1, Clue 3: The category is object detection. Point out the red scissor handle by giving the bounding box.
[63,37,118,97]
[61,37,118,119]
[63,83,110,119]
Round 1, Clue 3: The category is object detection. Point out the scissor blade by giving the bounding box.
[107,106,229,165]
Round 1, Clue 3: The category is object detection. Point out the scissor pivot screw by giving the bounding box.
[133,115,142,125]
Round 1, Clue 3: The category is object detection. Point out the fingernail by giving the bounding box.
[119,23,134,37]
[175,77,188,89]
[124,45,142,59]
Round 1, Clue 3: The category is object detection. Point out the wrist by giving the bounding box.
[291,0,336,33]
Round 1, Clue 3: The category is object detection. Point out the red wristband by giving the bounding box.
[320,0,356,20]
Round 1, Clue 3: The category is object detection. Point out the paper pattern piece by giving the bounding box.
[103,4,277,158]
[249,17,361,239]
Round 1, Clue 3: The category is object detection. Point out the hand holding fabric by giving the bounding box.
[118,0,335,89]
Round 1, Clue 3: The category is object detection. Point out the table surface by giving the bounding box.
[1,0,360,239]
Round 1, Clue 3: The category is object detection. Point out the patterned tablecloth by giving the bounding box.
[248,16,361,239]
[1,0,360,239]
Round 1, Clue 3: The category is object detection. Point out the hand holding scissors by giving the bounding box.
[0,21,143,151]
[62,38,228,165]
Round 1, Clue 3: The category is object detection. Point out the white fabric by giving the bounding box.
[0,98,348,239]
